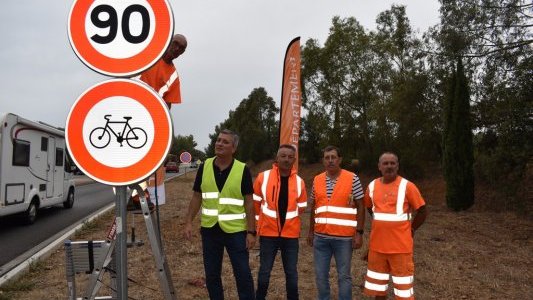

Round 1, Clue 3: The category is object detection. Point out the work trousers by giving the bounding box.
[313,235,353,300]
[256,236,299,300]
[201,225,255,300]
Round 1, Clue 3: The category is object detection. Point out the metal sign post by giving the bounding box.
[66,1,175,299]
[114,186,128,299]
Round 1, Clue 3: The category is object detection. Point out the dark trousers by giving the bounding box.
[201,225,255,300]
[256,236,299,300]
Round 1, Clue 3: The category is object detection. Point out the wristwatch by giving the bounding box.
[247,230,257,236]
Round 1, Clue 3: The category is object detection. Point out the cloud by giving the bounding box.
[0,0,440,150]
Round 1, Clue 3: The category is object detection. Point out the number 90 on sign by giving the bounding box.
[68,0,174,77]
[87,2,154,59]
[90,4,150,45]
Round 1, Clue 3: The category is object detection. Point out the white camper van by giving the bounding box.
[0,112,75,224]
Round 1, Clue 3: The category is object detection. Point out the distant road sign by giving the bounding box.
[180,151,192,163]
[66,79,172,186]
[68,0,174,77]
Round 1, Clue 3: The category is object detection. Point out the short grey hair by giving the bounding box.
[278,144,296,153]
[323,145,341,157]
[378,152,399,163]
[220,129,239,148]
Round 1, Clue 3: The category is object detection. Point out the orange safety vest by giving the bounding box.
[140,59,182,104]
[366,176,425,253]
[253,164,307,238]
[368,177,411,222]
[313,170,357,237]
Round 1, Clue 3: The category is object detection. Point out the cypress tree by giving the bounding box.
[443,58,475,211]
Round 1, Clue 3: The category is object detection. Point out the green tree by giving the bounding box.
[301,8,439,173]
[443,58,475,211]
[373,5,440,175]
[205,88,279,163]
[301,16,377,162]
[431,0,532,210]
[169,134,204,161]
[300,111,327,163]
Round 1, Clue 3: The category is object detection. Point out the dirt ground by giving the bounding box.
[1,164,531,300]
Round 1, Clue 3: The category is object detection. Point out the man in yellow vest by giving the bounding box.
[362,152,427,300]
[184,129,256,299]
[307,146,365,300]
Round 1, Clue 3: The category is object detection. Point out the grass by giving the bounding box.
[0,277,34,299]
[2,163,532,299]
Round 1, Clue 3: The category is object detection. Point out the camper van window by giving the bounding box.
[13,139,30,166]
[41,137,48,151]
[56,148,64,166]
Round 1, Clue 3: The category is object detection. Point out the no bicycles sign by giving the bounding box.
[66,79,172,186]
[68,0,174,77]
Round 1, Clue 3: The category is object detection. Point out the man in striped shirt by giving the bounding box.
[307,145,365,300]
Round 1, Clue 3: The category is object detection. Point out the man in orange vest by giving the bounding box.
[362,152,428,300]
[307,146,364,300]
[253,144,307,300]
[140,33,187,108]
[140,33,187,206]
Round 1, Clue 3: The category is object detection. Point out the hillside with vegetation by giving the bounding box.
[2,164,531,299]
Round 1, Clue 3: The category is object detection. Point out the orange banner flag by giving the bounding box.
[279,37,302,170]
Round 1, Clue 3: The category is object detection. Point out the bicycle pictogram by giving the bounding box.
[89,115,148,149]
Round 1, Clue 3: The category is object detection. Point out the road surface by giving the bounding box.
[0,182,114,276]
[0,167,190,277]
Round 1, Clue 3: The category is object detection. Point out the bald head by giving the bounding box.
[173,34,187,48]
[163,34,187,63]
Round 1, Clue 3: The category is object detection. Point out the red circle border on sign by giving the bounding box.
[68,0,174,77]
[180,152,192,163]
[66,79,172,186]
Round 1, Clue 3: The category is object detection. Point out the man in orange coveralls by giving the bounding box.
[140,34,187,206]
[362,152,428,300]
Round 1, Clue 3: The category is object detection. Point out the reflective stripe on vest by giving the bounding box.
[261,203,299,220]
[201,193,244,207]
[219,198,244,206]
[368,178,411,221]
[313,170,358,236]
[315,217,357,227]
[202,192,219,199]
[201,208,246,221]
[218,213,246,221]
[158,70,178,97]
[296,175,302,198]
[259,169,301,219]
[200,158,246,232]
[315,205,357,215]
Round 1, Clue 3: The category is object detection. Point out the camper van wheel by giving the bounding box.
[23,200,38,225]
[64,188,75,209]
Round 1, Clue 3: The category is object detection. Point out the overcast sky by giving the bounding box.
[0,0,440,151]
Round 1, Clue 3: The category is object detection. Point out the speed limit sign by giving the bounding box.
[68,0,174,77]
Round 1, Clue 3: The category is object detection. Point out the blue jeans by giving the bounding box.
[201,225,255,300]
[256,237,299,300]
[313,235,353,300]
